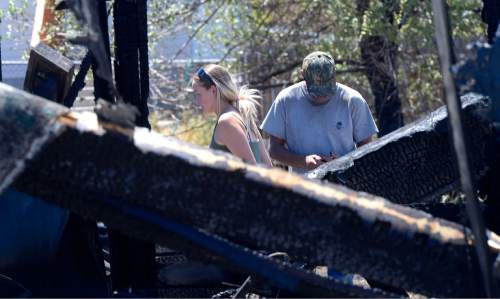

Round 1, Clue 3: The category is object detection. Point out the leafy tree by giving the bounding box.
[2,0,487,140]
[148,0,486,129]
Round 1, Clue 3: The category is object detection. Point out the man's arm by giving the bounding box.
[269,135,331,170]
[356,135,374,147]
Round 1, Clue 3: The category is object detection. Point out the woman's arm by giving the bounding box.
[258,139,273,167]
[215,115,257,164]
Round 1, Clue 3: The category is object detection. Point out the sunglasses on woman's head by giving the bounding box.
[197,68,215,86]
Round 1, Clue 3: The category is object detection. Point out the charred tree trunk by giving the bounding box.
[358,0,403,136]
[360,36,403,136]
[113,0,150,128]
[92,0,113,103]
[109,0,156,292]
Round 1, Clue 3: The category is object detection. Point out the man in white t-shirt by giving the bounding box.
[260,51,378,173]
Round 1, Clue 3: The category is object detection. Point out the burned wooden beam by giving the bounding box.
[0,84,393,298]
[408,201,469,225]
[1,83,499,297]
[308,94,493,205]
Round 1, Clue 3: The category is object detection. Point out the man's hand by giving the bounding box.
[270,135,339,171]
[305,152,338,170]
[305,155,326,170]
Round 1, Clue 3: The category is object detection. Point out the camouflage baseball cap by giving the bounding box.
[302,51,337,97]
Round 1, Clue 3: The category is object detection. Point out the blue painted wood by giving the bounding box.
[0,188,69,269]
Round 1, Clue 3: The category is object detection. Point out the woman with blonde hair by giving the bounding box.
[192,64,272,166]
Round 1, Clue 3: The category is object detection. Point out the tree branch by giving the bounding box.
[249,59,364,86]
[251,68,367,91]
[217,5,274,63]
[168,1,224,63]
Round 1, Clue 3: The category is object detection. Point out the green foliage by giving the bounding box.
[3,0,85,60]
[169,0,485,122]
[3,0,487,140]
[7,0,28,18]
[4,0,30,45]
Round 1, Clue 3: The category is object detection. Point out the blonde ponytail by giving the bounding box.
[237,86,262,141]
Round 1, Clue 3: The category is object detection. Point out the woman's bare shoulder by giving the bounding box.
[217,111,245,131]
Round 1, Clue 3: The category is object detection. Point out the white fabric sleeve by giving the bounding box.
[260,96,286,140]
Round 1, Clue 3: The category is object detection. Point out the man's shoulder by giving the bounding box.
[337,83,365,104]
[276,81,306,102]
[337,83,363,98]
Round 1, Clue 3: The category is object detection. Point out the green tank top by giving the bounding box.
[209,115,262,164]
